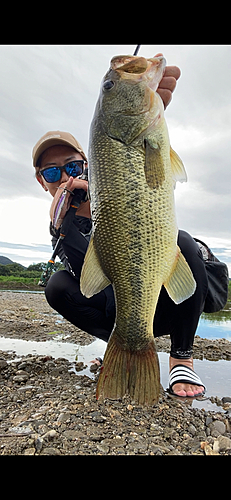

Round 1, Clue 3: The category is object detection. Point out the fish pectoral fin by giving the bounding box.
[80,237,111,298]
[170,147,187,183]
[144,138,165,189]
[164,246,196,304]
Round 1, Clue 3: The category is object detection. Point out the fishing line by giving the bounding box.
[133,44,141,56]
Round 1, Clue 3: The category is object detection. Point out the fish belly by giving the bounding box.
[88,132,176,404]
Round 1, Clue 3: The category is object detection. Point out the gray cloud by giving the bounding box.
[0,241,51,253]
[0,44,231,254]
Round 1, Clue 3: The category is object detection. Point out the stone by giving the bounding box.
[222,397,231,404]
[16,370,29,376]
[188,424,197,436]
[40,447,61,455]
[35,436,44,452]
[96,443,109,454]
[2,309,16,316]
[90,363,98,372]
[0,360,7,370]
[75,362,85,372]
[43,430,58,440]
[57,412,70,423]
[50,368,61,377]
[206,416,213,426]
[111,437,127,448]
[13,374,29,383]
[19,306,29,311]
[217,435,231,452]
[210,420,226,436]
[24,448,35,455]
[63,430,81,440]
[92,415,107,423]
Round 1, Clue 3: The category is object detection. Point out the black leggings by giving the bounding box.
[45,230,208,359]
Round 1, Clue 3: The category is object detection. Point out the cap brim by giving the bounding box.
[33,137,87,168]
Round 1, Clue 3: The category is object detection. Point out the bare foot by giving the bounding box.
[169,356,204,397]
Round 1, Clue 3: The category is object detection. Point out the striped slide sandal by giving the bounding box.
[168,364,206,398]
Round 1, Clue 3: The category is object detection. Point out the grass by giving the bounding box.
[0,275,41,290]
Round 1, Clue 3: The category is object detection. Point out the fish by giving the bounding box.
[80,54,196,405]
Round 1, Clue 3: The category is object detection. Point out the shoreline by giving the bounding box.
[0,291,230,361]
[0,291,230,455]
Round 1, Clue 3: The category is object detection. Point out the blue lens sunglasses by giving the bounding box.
[40,160,85,183]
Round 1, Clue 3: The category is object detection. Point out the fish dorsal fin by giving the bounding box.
[80,236,111,298]
[144,138,165,189]
[170,147,187,183]
[164,246,196,304]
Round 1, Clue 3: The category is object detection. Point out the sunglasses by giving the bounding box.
[40,160,85,183]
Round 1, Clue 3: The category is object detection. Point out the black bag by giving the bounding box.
[194,238,229,313]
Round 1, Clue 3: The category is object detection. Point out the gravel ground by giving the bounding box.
[0,291,231,456]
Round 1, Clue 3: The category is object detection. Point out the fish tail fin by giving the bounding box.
[96,333,160,405]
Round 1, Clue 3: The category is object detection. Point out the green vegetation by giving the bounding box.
[0,262,65,290]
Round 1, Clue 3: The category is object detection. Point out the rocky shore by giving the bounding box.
[0,291,231,455]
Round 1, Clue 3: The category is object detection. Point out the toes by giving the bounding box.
[172,383,204,397]
[194,385,204,395]
[186,385,204,396]
[186,388,195,397]
[172,383,187,397]
[175,389,187,397]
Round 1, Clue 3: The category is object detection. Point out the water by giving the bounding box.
[0,289,230,411]
[197,317,231,341]
[1,335,230,411]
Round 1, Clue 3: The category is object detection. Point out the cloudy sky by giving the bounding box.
[0,44,231,272]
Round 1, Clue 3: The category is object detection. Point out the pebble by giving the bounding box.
[1,349,230,456]
[209,420,226,436]
[35,437,43,452]
[0,291,230,456]
[0,360,7,370]
[90,363,99,373]
[40,447,61,455]
[13,374,29,383]
[216,435,231,452]
[222,397,231,404]
[19,306,29,311]
[24,448,35,455]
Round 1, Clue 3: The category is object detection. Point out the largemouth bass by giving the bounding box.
[80,54,196,405]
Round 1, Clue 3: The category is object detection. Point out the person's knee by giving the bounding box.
[45,270,70,310]
[178,230,203,266]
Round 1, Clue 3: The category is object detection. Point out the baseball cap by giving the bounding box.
[32,130,87,168]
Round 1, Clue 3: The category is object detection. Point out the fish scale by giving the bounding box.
[80,54,196,404]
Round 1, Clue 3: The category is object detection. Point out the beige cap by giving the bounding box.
[32,130,87,167]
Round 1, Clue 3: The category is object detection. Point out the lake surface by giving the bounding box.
[197,317,231,341]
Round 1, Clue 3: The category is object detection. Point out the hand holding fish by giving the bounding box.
[155,53,181,109]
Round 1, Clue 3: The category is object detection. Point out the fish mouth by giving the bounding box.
[110,55,166,92]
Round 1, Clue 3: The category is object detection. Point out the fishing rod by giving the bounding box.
[133,44,141,56]
[38,168,88,287]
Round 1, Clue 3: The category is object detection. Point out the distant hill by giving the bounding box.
[0,256,26,268]
[0,256,15,265]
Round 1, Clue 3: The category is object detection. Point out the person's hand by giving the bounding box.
[50,177,89,229]
[155,53,181,109]
[64,176,88,193]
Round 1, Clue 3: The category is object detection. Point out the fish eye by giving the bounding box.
[103,80,115,91]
